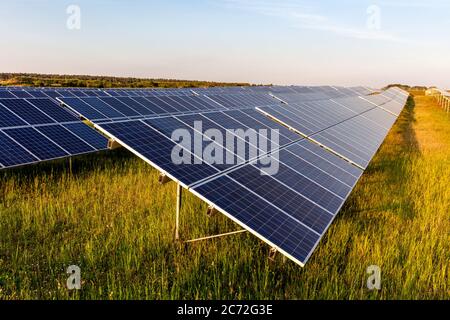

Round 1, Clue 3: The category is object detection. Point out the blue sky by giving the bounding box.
[0,0,449,88]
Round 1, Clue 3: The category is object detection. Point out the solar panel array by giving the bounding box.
[54,85,409,266]
[0,92,108,169]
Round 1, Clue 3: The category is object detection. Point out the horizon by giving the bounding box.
[1,0,449,88]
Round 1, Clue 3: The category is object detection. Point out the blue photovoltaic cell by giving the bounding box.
[59,97,108,120]
[166,96,199,112]
[131,97,165,114]
[98,120,219,185]
[377,99,406,116]
[143,117,237,171]
[27,91,48,98]
[213,109,300,147]
[26,98,79,123]
[239,109,301,141]
[332,97,375,114]
[147,96,182,114]
[176,113,260,161]
[0,104,28,128]
[162,96,193,112]
[0,91,16,99]
[201,111,282,151]
[69,90,88,97]
[228,164,335,233]
[81,97,126,119]
[192,175,320,265]
[360,107,397,129]
[274,149,354,199]
[197,96,224,110]
[0,99,55,125]
[0,131,38,167]
[310,111,396,168]
[115,97,155,116]
[286,140,363,185]
[184,96,218,111]
[99,97,141,117]
[9,90,33,98]
[36,125,95,155]
[3,127,68,160]
[43,91,62,99]
[258,105,320,136]
[62,123,108,150]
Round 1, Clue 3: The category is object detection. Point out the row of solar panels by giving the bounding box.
[57,86,372,123]
[0,84,408,267]
[57,85,409,266]
[0,85,373,99]
[0,85,371,170]
[0,97,108,169]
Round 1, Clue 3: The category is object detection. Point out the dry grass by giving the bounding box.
[0,91,448,299]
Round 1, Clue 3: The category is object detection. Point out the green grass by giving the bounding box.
[0,91,448,299]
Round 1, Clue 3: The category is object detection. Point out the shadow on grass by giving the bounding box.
[342,94,420,219]
[0,148,136,185]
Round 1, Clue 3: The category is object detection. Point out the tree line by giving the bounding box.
[0,73,252,88]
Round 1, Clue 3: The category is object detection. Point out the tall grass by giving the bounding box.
[0,91,448,299]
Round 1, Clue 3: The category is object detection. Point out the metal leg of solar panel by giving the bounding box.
[175,183,182,241]
[268,247,278,261]
[108,139,122,150]
[206,205,218,217]
[159,173,172,185]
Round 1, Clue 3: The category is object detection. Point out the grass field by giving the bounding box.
[0,91,448,300]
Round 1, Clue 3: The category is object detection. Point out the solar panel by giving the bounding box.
[36,125,95,155]
[26,98,79,123]
[0,99,55,125]
[62,123,108,150]
[0,131,38,167]
[3,127,68,160]
[81,97,127,119]
[310,108,398,168]
[114,97,155,116]
[191,138,364,266]
[27,90,49,98]
[0,91,16,99]
[99,97,141,117]
[10,90,34,98]
[0,104,28,128]
[97,120,219,186]
[0,92,109,170]
[59,97,108,120]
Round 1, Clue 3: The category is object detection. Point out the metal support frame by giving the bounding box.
[184,229,247,243]
[107,139,122,150]
[168,181,246,244]
[175,183,182,241]
[268,247,278,261]
[159,172,172,185]
[206,205,218,217]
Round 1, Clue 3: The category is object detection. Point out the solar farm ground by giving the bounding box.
[0,90,448,299]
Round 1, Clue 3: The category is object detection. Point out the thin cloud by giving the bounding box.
[219,0,403,42]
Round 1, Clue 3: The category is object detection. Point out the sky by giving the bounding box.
[0,0,449,88]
